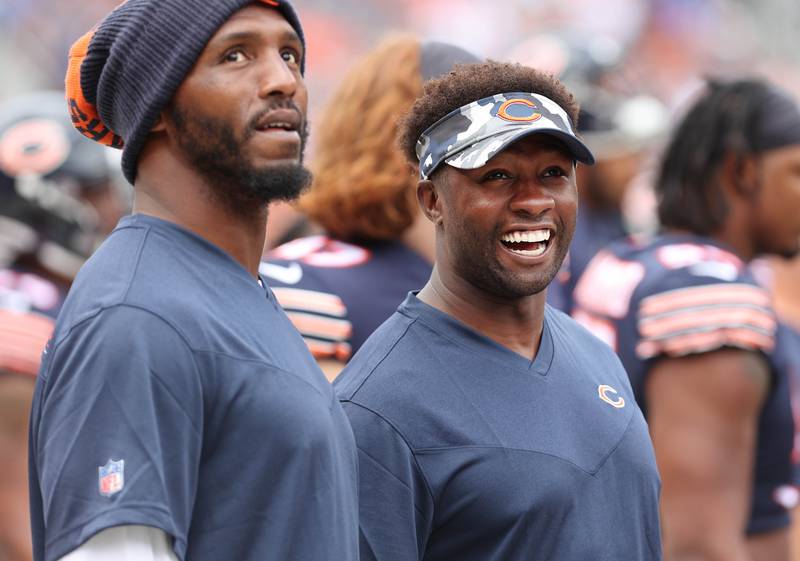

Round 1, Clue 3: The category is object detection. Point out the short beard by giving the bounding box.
[171,102,312,219]
[446,214,573,300]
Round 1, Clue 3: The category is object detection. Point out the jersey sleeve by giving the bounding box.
[30,306,202,561]
[261,260,353,362]
[634,275,776,361]
[340,401,434,561]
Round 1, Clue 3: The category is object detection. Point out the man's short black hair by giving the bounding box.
[398,60,580,167]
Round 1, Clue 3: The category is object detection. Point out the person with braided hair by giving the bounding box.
[573,78,800,561]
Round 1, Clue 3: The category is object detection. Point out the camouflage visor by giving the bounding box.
[416,92,595,179]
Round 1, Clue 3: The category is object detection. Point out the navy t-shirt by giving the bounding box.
[29,214,359,561]
[572,233,795,534]
[335,293,662,561]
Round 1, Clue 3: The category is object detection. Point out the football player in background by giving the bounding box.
[0,92,125,561]
[264,35,478,378]
[573,78,800,561]
[0,309,52,561]
[0,91,127,294]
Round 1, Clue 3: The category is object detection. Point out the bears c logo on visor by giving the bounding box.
[497,99,542,122]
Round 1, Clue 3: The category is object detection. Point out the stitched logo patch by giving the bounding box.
[98,459,125,497]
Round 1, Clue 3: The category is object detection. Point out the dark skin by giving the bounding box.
[651,143,800,561]
[133,5,307,278]
[417,135,578,360]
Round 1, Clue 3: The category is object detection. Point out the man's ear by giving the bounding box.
[722,152,759,198]
[151,111,168,134]
[417,179,444,225]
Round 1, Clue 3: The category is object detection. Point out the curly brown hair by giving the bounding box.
[297,35,423,241]
[398,61,580,166]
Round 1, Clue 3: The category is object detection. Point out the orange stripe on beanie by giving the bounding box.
[64,0,305,185]
[65,29,124,149]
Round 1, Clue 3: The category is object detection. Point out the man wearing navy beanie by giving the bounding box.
[28,2,359,561]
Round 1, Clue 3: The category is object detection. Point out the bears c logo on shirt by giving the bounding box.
[598,384,625,408]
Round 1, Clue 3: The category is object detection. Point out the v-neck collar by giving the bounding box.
[397,292,555,376]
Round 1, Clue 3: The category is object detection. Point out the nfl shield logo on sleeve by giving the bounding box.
[98,459,125,497]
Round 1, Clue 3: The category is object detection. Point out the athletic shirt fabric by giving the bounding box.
[335,293,663,561]
[572,232,795,534]
[264,236,432,361]
[28,214,359,561]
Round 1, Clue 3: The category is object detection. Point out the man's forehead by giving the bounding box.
[489,134,574,160]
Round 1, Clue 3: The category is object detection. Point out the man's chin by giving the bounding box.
[241,161,313,204]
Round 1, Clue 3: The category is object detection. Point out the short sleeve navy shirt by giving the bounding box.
[335,293,662,561]
[29,214,359,561]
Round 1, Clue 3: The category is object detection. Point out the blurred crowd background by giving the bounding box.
[4,0,800,237]
[3,1,800,560]
[3,0,800,113]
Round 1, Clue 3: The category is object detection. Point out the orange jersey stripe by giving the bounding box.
[0,310,53,376]
[286,312,352,341]
[640,284,770,317]
[305,339,351,362]
[637,327,775,359]
[640,306,776,339]
[271,287,347,317]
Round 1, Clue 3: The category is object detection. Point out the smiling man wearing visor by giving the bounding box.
[334,61,662,561]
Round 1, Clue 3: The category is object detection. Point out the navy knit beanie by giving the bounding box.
[65,0,305,184]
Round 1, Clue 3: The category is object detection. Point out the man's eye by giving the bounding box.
[223,50,246,63]
[484,170,512,181]
[543,166,567,178]
[282,50,299,66]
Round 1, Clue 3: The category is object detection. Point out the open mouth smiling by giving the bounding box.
[499,229,552,257]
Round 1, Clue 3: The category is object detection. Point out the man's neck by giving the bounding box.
[133,165,268,279]
[417,266,546,361]
[400,215,436,264]
[666,223,755,264]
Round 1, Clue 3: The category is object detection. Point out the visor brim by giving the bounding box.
[444,127,596,171]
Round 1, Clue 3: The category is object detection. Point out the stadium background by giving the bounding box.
[3,0,800,114]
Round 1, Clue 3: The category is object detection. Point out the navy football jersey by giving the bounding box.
[29,214,359,561]
[573,233,795,533]
[263,235,431,362]
[774,323,800,492]
[336,294,662,561]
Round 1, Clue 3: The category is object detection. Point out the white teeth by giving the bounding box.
[266,122,294,130]
[508,246,547,257]
[501,230,551,243]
